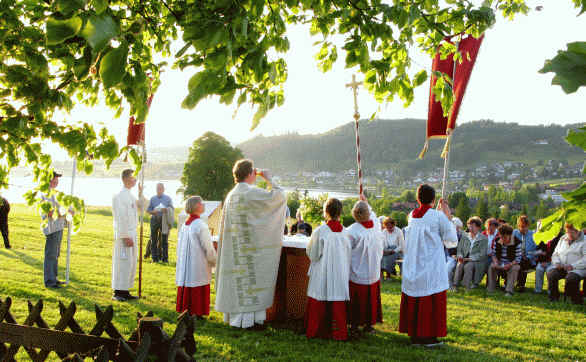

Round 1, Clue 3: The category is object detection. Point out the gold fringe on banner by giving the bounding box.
[441,130,453,159]
[418,140,429,159]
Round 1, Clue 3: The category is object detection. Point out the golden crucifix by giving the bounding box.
[346,74,364,197]
[345,74,362,121]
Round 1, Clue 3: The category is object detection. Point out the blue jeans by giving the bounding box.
[535,262,551,293]
[44,230,63,287]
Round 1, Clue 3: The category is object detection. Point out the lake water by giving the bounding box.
[3,176,357,207]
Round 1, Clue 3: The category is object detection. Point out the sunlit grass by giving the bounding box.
[1,204,584,361]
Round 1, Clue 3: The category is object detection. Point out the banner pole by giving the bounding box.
[65,159,76,285]
[138,143,146,298]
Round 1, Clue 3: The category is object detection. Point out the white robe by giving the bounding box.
[176,219,217,287]
[111,188,139,291]
[306,224,352,301]
[402,209,458,297]
[215,181,287,328]
[347,211,384,285]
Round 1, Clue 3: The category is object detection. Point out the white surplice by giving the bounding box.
[176,219,217,287]
[306,224,352,301]
[111,188,139,291]
[402,209,458,297]
[347,211,384,285]
[215,181,287,328]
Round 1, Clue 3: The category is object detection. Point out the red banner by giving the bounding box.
[126,94,154,146]
[127,116,145,146]
[421,35,484,158]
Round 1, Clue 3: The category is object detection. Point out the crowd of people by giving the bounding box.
[26,159,585,348]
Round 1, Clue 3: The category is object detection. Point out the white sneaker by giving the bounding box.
[424,341,444,348]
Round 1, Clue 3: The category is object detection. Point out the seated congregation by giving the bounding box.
[440,215,585,303]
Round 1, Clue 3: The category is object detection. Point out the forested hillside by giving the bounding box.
[238,119,584,175]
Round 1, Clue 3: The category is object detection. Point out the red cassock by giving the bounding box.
[176,285,210,317]
[305,298,349,341]
[398,291,447,338]
[349,280,383,327]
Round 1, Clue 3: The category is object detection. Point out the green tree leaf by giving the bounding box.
[565,126,586,150]
[80,13,119,52]
[46,17,83,45]
[91,0,109,14]
[99,45,128,88]
[56,0,85,16]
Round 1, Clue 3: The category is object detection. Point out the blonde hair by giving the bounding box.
[352,201,370,223]
[185,196,203,215]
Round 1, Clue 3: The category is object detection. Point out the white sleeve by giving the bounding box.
[439,213,457,245]
[197,223,217,266]
[306,227,323,262]
[114,195,131,239]
[396,231,405,253]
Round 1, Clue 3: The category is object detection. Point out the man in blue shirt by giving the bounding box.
[513,215,537,292]
[146,183,173,263]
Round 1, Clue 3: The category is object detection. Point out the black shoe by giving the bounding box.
[126,294,139,300]
[46,284,61,289]
[56,280,66,286]
[4,244,11,249]
[112,295,127,302]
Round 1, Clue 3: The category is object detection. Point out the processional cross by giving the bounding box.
[346,74,364,197]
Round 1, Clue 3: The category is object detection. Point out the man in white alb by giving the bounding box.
[215,159,287,329]
[111,169,144,301]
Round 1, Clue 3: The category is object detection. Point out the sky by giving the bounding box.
[59,0,585,154]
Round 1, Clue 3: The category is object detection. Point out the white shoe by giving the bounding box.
[424,341,444,348]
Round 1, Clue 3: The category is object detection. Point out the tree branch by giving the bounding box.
[161,0,181,22]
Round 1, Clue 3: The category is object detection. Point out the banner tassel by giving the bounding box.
[418,140,429,160]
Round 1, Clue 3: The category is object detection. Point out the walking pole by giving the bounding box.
[138,143,146,298]
[65,159,76,285]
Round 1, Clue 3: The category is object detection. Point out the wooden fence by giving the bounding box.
[0,297,196,361]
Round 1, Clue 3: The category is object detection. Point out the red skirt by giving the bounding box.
[399,291,447,338]
[349,281,383,327]
[304,297,348,341]
[176,285,210,316]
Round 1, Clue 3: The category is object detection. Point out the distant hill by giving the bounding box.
[238,119,585,175]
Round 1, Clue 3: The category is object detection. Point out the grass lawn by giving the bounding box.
[1,204,585,361]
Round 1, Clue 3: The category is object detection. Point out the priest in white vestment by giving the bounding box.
[399,184,457,347]
[111,169,143,302]
[215,159,287,329]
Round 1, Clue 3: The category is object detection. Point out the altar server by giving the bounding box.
[305,198,352,341]
[347,196,384,334]
[176,196,216,317]
[399,184,457,347]
[111,169,144,301]
[215,160,287,329]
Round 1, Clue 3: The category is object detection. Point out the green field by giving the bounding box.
[1,204,584,361]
